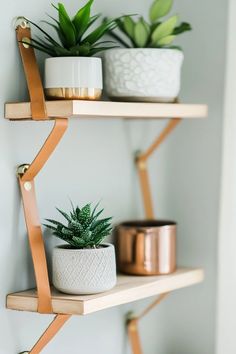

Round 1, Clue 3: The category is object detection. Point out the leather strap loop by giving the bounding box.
[16,25,47,120]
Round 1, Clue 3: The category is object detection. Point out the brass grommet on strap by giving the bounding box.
[14,16,30,30]
[17,164,30,177]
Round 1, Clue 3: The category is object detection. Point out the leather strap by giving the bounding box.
[127,294,169,354]
[136,118,181,219]
[19,119,68,313]
[127,319,143,354]
[16,24,47,120]
[29,315,71,354]
[136,159,154,219]
[19,179,52,314]
[22,118,68,181]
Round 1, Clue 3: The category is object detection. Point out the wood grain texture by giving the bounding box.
[5,100,208,120]
[7,268,204,315]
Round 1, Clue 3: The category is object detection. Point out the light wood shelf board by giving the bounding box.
[5,100,208,120]
[7,268,204,315]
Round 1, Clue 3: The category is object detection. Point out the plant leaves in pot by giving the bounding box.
[44,202,116,294]
[22,1,119,100]
[104,0,192,103]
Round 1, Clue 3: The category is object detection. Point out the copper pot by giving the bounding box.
[115,220,176,275]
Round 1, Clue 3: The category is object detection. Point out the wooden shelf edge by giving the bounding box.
[6,268,204,316]
[5,101,208,120]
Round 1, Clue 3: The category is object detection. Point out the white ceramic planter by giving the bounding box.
[52,243,117,294]
[45,57,103,100]
[104,48,184,102]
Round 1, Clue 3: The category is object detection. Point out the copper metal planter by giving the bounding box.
[116,220,176,275]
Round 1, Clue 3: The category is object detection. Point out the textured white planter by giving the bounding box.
[104,48,184,102]
[52,243,117,294]
[45,57,103,100]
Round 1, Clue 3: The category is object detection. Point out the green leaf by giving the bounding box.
[123,16,135,38]
[149,0,173,23]
[26,18,61,46]
[173,22,192,35]
[78,204,91,223]
[58,3,76,47]
[82,19,117,45]
[56,207,72,222]
[134,18,149,47]
[151,15,178,44]
[106,30,131,48]
[157,34,176,46]
[72,0,93,39]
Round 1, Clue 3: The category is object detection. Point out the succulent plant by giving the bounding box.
[23,1,119,57]
[107,0,191,49]
[44,203,113,249]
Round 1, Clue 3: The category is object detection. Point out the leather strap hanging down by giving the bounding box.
[127,293,169,354]
[136,118,181,219]
[16,20,47,120]
[19,179,52,314]
[18,118,68,314]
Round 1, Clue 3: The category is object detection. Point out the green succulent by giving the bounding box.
[107,0,191,49]
[44,203,113,249]
[22,1,119,57]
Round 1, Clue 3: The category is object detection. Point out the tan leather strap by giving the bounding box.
[19,119,68,313]
[137,293,169,319]
[127,319,143,354]
[29,315,71,354]
[22,118,68,181]
[16,24,47,120]
[136,118,181,219]
[19,179,52,314]
[136,159,154,219]
[127,294,169,354]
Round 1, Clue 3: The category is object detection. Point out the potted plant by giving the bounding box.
[44,203,116,294]
[104,0,191,102]
[24,1,118,100]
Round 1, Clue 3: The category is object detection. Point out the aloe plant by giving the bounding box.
[44,203,113,249]
[107,0,191,49]
[23,1,119,57]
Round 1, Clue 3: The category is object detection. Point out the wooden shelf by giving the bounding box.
[7,268,204,315]
[5,100,208,121]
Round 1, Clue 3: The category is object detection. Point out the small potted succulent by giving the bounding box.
[104,0,191,102]
[24,1,118,100]
[44,203,116,294]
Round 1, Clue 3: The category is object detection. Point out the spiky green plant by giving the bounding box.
[107,0,191,49]
[44,203,113,249]
[22,1,119,57]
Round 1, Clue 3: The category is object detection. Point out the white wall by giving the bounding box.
[0,1,227,353]
[216,0,236,353]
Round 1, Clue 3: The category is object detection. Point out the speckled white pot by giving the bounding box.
[53,243,117,295]
[104,48,184,102]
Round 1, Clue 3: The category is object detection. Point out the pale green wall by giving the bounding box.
[0,1,227,353]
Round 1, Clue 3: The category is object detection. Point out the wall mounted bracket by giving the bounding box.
[10,16,197,354]
[127,293,169,354]
[15,19,70,353]
[135,118,181,219]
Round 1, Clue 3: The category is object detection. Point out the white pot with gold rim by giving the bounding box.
[44,57,103,100]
